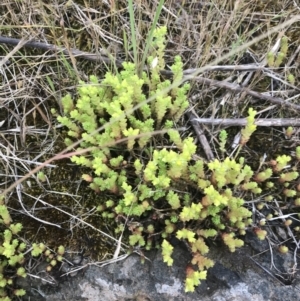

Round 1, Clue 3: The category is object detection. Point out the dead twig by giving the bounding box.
[186,109,214,161]
[190,118,300,127]
[0,36,30,68]
[184,75,300,111]
[2,36,297,85]
[0,36,123,67]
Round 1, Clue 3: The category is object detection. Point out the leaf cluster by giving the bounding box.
[56,27,300,293]
[0,206,26,300]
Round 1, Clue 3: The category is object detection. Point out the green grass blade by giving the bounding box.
[128,0,138,67]
[140,0,165,72]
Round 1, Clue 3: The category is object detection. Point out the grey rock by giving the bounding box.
[21,233,300,301]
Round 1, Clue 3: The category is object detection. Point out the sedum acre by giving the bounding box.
[55,26,300,293]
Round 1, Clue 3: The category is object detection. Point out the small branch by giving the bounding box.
[0,36,123,67]
[186,110,214,161]
[190,118,300,127]
[0,36,283,77]
[161,64,271,76]
[184,75,300,111]
[0,36,30,68]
